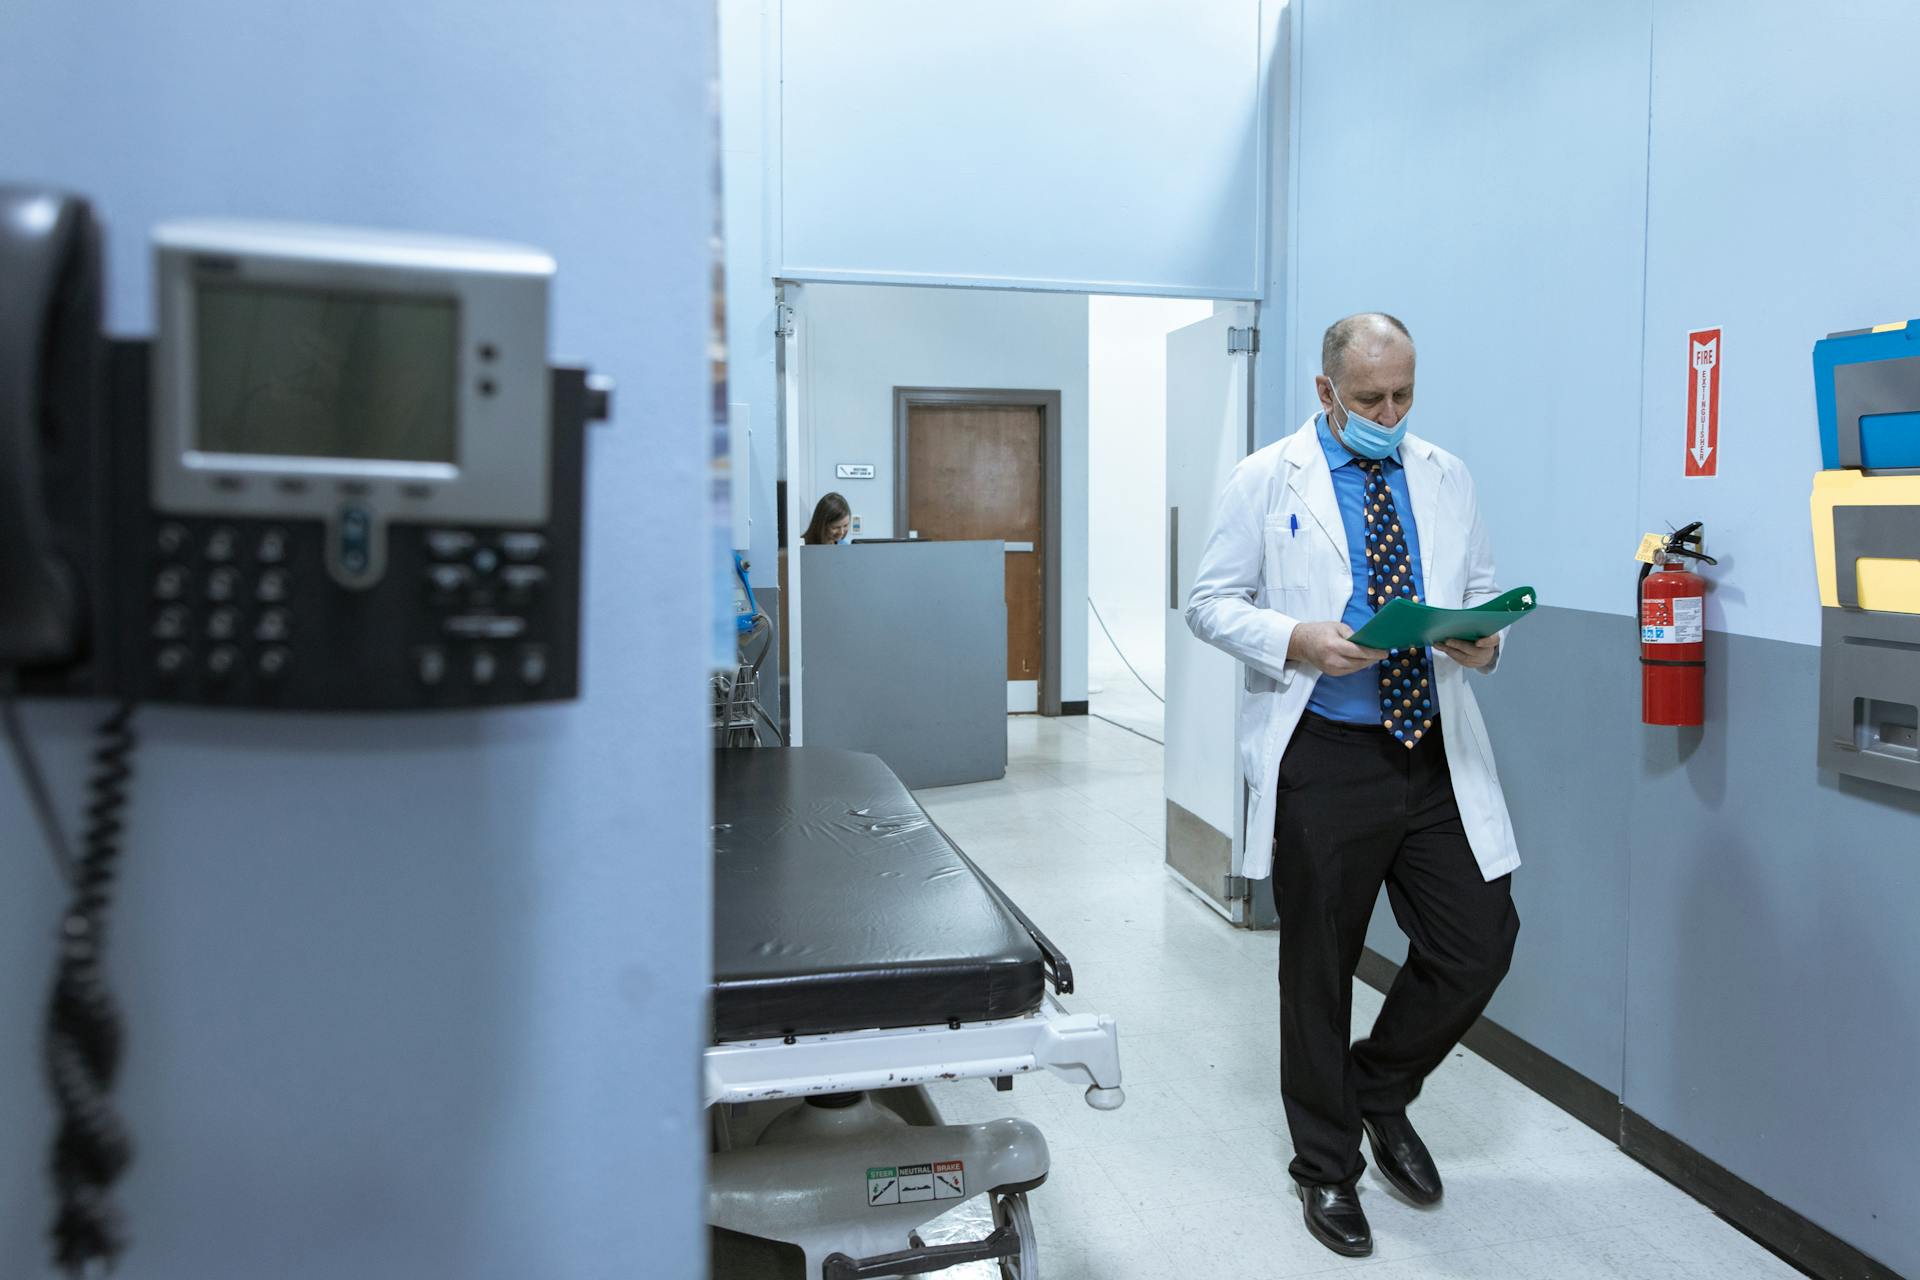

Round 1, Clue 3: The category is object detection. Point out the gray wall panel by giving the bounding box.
[801,543,1007,788]
[1626,626,1920,1276]
[1364,606,1635,1095]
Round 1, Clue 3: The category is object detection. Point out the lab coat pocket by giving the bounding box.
[1262,516,1314,594]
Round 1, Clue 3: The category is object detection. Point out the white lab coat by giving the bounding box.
[1184,417,1521,883]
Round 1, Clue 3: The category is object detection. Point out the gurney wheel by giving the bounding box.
[991,1191,1038,1278]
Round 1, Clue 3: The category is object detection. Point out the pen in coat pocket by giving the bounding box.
[1289,513,1298,537]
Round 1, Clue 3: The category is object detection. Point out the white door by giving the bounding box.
[1164,306,1255,921]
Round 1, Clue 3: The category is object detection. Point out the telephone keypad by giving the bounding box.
[144,518,561,706]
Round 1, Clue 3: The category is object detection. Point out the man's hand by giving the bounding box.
[1439,635,1500,669]
[1289,621,1389,677]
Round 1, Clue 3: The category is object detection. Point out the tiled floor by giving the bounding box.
[911,715,1800,1280]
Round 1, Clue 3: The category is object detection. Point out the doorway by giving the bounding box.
[894,388,1063,716]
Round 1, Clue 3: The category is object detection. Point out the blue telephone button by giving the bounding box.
[257,570,290,603]
[337,505,373,576]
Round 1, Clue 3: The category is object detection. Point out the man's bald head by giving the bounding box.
[1321,313,1414,383]
[1315,312,1416,435]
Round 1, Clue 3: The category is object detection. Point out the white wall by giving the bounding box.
[0,2,715,1276]
[778,0,1270,297]
[796,283,1091,701]
[1087,296,1214,683]
[720,0,782,579]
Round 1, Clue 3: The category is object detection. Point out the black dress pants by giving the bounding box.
[1271,713,1520,1187]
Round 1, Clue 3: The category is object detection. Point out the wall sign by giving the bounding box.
[836,463,876,479]
[1686,327,1721,477]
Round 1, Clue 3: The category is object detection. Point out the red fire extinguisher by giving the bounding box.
[1639,522,1716,726]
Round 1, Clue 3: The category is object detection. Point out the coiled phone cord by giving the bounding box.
[45,702,137,1277]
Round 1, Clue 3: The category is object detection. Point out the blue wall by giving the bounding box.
[0,3,715,1278]
[1289,2,1920,1273]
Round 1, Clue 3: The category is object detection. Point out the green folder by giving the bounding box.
[1347,586,1539,651]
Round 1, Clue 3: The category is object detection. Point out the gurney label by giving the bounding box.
[868,1160,964,1206]
[897,1163,936,1203]
[934,1160,966,1200]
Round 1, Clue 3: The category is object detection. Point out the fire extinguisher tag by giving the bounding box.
[1642,597,1703,643]
[1634,533,1664,565]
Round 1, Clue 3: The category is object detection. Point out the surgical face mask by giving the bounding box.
[1329,386,1408,460]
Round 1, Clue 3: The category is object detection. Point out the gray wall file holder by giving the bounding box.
[1833,354,1920,473]
[1819,503,1920,789]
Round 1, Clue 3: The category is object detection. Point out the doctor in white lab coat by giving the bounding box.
[1185,313,1521,1260]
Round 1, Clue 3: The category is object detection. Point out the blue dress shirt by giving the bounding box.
[1303,413,1427,725]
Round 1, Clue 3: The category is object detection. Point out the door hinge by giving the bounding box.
[1225,875,1251,901]
[1228,326,1259,355]
[775,303,796,338]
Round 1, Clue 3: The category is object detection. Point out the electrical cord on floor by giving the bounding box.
[1087,598,1164,704]
[1,674,78,883]
[44,702,138,1277]
[1090,711,1164,747]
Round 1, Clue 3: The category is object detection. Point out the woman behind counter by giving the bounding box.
[801,492,852,545]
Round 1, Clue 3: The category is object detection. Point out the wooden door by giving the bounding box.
[905,403,1045,687]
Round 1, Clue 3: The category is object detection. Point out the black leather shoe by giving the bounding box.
[1363,1111,1444,1205]
[1295,1180,1373,1257]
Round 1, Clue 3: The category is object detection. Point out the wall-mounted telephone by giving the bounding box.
[1,185,610,709]
[1,182,613,1277]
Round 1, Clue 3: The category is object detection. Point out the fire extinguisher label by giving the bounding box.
[1642,597,1703,644]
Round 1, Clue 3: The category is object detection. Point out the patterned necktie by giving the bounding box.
[1359,459,1432,749]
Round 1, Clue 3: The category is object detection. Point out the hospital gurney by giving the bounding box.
[707,747,1124,1278]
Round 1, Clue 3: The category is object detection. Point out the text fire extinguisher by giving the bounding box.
[1639,522,1717,726]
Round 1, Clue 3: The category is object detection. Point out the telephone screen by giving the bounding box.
[193,281,459,463]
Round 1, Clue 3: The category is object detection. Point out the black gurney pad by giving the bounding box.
[713,748,1047,1043]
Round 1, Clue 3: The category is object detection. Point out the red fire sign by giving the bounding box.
[1685,328,1720,477]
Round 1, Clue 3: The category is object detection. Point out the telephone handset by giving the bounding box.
[0,186,106,675]
[0,185,609,707]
